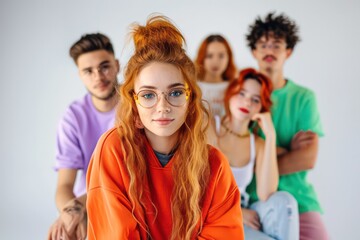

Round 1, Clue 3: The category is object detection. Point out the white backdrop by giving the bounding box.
[1,0,359,239]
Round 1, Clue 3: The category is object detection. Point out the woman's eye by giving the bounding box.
[169,89,184,97]
[252,98,260,103]
[141,92,156,99]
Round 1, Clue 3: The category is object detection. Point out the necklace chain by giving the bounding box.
[221,123,250,138]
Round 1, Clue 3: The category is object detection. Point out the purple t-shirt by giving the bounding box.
[54,93,115,196]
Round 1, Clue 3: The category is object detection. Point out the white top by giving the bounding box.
[198,81,229,118]
[215,116,256,207]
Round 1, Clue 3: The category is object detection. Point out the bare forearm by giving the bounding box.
[257,136,278,201]
[55,185,76,211]
[76,194,87,207]
[278,145,318,175]
[55,186,87,212]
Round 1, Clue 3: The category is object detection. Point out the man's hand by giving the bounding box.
[48,199,87,240]
[291,130,317,151]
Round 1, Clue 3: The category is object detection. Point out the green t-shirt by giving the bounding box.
[246,80,324,214]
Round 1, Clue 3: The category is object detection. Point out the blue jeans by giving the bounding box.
[244,191,299,240]
[244,225,276,240]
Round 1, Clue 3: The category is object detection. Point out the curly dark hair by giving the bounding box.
[246,12,300,50]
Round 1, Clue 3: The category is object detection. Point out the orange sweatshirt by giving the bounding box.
[87,128,244,239]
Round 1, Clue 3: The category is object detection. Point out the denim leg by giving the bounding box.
[250,191,299,240]
[244,225,276,240]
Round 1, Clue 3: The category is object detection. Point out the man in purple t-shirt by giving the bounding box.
[48,33,119,240]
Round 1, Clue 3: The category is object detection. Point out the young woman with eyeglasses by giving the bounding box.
[86,15,244,240]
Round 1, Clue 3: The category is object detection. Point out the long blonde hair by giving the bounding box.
[116,15,210,240]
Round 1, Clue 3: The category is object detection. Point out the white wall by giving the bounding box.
[1,0,359,239]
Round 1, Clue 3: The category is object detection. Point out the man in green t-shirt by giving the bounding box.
[245,12,329,239]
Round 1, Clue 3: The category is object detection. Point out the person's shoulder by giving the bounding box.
[87,127,123,190]
[67,94,91,112]
[287,80,315,98]
[283,80,316,104]
[61,94,90,119]
[97,127,120,147]
[59,94,94,127]
[207,145,230,171]
[91,127,122,167]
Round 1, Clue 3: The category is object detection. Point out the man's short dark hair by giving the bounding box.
[69,33,114,63]
[246,12,300,50]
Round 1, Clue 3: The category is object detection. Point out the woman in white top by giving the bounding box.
[195,34,236,118]
[208,68,299,240]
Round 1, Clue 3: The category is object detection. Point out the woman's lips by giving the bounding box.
[153,118,174,125]
[239,108,249,113]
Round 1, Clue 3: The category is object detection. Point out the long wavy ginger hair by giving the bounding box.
[116,16,210,240]
[195,34,236,81]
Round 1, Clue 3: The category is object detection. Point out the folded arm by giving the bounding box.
[278,131,319,175]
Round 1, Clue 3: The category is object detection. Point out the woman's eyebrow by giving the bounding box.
[139,85,156,90]
[138,82,185,91]
[167,83,185,89]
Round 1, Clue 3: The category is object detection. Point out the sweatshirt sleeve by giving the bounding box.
[86,129,142,240]
[197,148,244,240]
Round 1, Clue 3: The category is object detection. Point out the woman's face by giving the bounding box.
[134,62,189,143]
[229,79,262,120]
[203,41,229,78]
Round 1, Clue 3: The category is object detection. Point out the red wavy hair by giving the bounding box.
[117,15,210,240]
[223,68,273,121]
[195,34,236,81]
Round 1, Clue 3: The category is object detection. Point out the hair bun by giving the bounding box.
[131,15,186,52]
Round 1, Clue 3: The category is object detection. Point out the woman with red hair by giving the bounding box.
[195,34,236,118]
[208,68,299,240]
[86,15,244,240]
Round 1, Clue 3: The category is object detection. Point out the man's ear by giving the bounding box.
[286,49,293,59]
[251,49,257,58]
[115,59,120,74]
